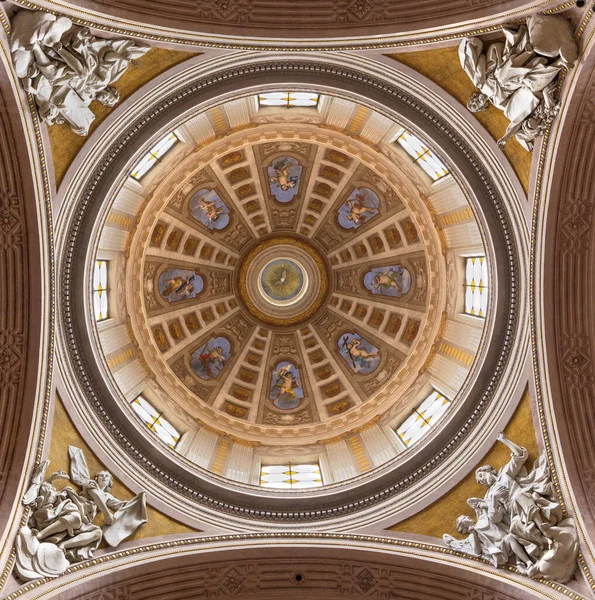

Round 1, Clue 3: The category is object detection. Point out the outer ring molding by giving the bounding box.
[54,53,529,525]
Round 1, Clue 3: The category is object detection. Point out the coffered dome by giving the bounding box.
[88,91,491,487]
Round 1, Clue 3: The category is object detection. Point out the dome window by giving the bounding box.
[258,91,319,109]
[130,395,181,449]
[260,463,323,489]
[464,256,489,318]
[396,130,449,182]
[130,132,179,181]
[396,389,452,448]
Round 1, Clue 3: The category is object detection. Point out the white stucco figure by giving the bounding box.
[443,434,579,582]
[459,14,578,150]
[14,447,147,582]
[10,9,149,135]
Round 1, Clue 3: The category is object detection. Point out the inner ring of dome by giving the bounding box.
[237,236,330,327]
[258,258,309,306]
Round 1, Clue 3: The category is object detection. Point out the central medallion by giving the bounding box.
[259,258,308,306]
[237,236,330,327]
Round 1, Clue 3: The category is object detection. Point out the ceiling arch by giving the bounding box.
[40,0,545,42]
[4,539,553,600]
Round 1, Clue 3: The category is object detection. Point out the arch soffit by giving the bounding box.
[0,58,47,551]
[19,0,550,47]
[539,42,595,568]
[6,539,558,600]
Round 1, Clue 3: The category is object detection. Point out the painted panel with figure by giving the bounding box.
[159,269,204,302]
[337,188,380,230]
[190,189,230,230]
[364,265,411,297]
[338,333,381,374]
[191,336,231,380]
[268,156,302,203]
[270,361,304,410]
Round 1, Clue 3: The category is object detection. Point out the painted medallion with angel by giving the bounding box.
[267,156,302,203]
[338,333,381,375]
[190,188,230,230]
[364,265,412,297]
[158,269,204,302]
[270,361,304,410]
[191,336,231,380]
[337,188,380,230]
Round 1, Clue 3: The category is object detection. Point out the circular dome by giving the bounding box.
[58,60,524,519]
[125,116,446,447]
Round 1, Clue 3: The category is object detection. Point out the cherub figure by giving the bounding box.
[198,197,225,225]
[344,192,376,225]
[162,274,195,299]
[269,159,298,191]
[198,345,227,377]
[341,336,380,374]
[272,364,299,401]
[346,339,378,364]
[371,267,404,295]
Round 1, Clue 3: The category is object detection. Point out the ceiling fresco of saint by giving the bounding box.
[0,1,594,599]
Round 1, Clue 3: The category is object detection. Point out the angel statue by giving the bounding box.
[443,434,578,583]
[459,14,578,150]
[14,447,147,582]
[9,9,148,135]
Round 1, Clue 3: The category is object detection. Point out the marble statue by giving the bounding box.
[443,434,578,583]
[10,10,149,135]
[459,14,578,150]
[14,446,147,582]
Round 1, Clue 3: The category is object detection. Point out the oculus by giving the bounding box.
[270,362,305,410]
[338,333,380,375]
[268,156,302,202]
[337,188,380,229]
[191,336,231,380]
[364,265,412,297]
[259,258,306,304]
[159,269,203,302]
[190,189,230,230]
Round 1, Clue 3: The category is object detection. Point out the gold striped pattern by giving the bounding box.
[107,212,134,229]
[347,435,371,473]
[439,207,473,228]
[438,341,474,367]
[211,438,231,474]
[347,105,369,134]
[107,346,135,370]
[209,107,229,135]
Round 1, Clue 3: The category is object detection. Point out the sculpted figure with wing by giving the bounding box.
[444,434,578,582]
[14,447,147,582]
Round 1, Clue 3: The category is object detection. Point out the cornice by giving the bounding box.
[5,0,576,50]
[1,533,583,600]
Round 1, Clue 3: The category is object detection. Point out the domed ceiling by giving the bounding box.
[90,92,489,486]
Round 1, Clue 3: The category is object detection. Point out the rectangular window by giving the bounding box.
[258,91,320,109]
[260,463,323,489]
[396,389,452,448]
[396,130,449,182]
[130,395,181,448]
[93,260,109,322]
[130,132,179,181]
[464,256,488,317]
